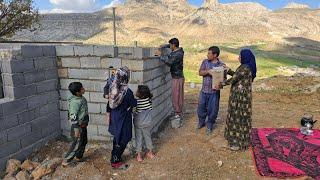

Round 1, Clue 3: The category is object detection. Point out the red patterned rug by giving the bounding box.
[251,128,320,179]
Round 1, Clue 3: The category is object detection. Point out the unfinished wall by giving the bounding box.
[0,46,60,171]
[57,45,172,141]
[0,44,173,172]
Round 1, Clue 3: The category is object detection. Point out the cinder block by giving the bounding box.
[58,68,68,78]
[0,131,7,145]
[17,109,37,124]
[0,157,8,172]
[34,57,56,70]
[61,57,80,68]
[42,46,56,57]
[2,99,28,116]
[0,139,21,159]
[100,104,107,114]
[88,103,101,114]
[21,45,43,58]
[87,124,98,135]
[68,69,88,79]
[89,92,105,103]
[27,94,47,109]
[55,45,74,56]
[45,91,59,103]
[2,60,34,73]
[36,80,58,93]
[41,122,60,138]
[97,125,110,136]
[118,47,134,59]
[7,123,32,141]
[24,71,45,84]
[130,71,143,83]
[74,45,94,56]
[93,45,114,57]
[144,59,162,70]
[101,58,122,69]
[122,59,143,71]
[20,130,42,148]
[2,73,25,87]
[87,69,108,80]
[59,90,71,101]
[133,47,151,59]
[60,110,68,123]
[44,68,58,80]
[89,114,106,126]
[59,100,68,111]
[61,117,71,131]
[81,80,103,92]
[9,84,37,99]
[39,102,59,117]
[80,57,101,68]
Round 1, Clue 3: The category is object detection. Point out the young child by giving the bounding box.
[63,82,89,166]
[108,66,137,170]
[197,46,227,135]
[134,85,155,162]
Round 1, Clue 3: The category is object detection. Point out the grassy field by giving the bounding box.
[183,44,320,83]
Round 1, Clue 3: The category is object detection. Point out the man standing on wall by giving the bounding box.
[155,38,185,127]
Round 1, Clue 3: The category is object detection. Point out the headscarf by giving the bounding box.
[109,66,130,109]
[240,49,257,81]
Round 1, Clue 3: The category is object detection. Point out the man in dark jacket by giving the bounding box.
[156,38,185,125]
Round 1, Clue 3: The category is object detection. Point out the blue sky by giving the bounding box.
[35,0,320,13]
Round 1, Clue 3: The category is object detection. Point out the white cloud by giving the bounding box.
[41,0,99,13]
[103,0,124,9]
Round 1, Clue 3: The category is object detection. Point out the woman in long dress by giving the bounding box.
[223,49,257,151]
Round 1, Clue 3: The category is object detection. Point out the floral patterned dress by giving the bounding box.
[224,64,253,150]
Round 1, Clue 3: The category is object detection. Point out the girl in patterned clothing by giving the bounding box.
[134,85,156,162]
[222,49,257,151]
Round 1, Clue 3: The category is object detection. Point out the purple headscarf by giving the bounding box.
[240,49,257,81]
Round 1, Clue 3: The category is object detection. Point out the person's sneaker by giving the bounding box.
[230,146,240,151]
[112,162,130,170]
[206,128,213,136]
[195,124,205,133]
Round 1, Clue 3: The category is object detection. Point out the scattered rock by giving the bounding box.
[21,160,39,172]
[6,159,21,176]
[15,171,30,180]
[217,161,223,167]
[31,158,62,180]
[3,174,16,180]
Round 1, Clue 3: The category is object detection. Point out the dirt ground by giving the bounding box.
[27,75,320,180]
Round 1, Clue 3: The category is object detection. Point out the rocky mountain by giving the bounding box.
[10,0,320,46]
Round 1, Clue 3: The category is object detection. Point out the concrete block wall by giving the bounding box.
[57,45,172,141]
[0,46,60,172]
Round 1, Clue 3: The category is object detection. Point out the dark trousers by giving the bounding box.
[110,138,127,164]
[65,124,88,162]
[197,91,220,130]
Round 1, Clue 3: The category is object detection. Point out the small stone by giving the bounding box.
[31,158,62,180]
[21,160,39,172]
[3,174,17,180]
[217,161,223,167]
[15,171,30,180]
[6,159,21,176]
